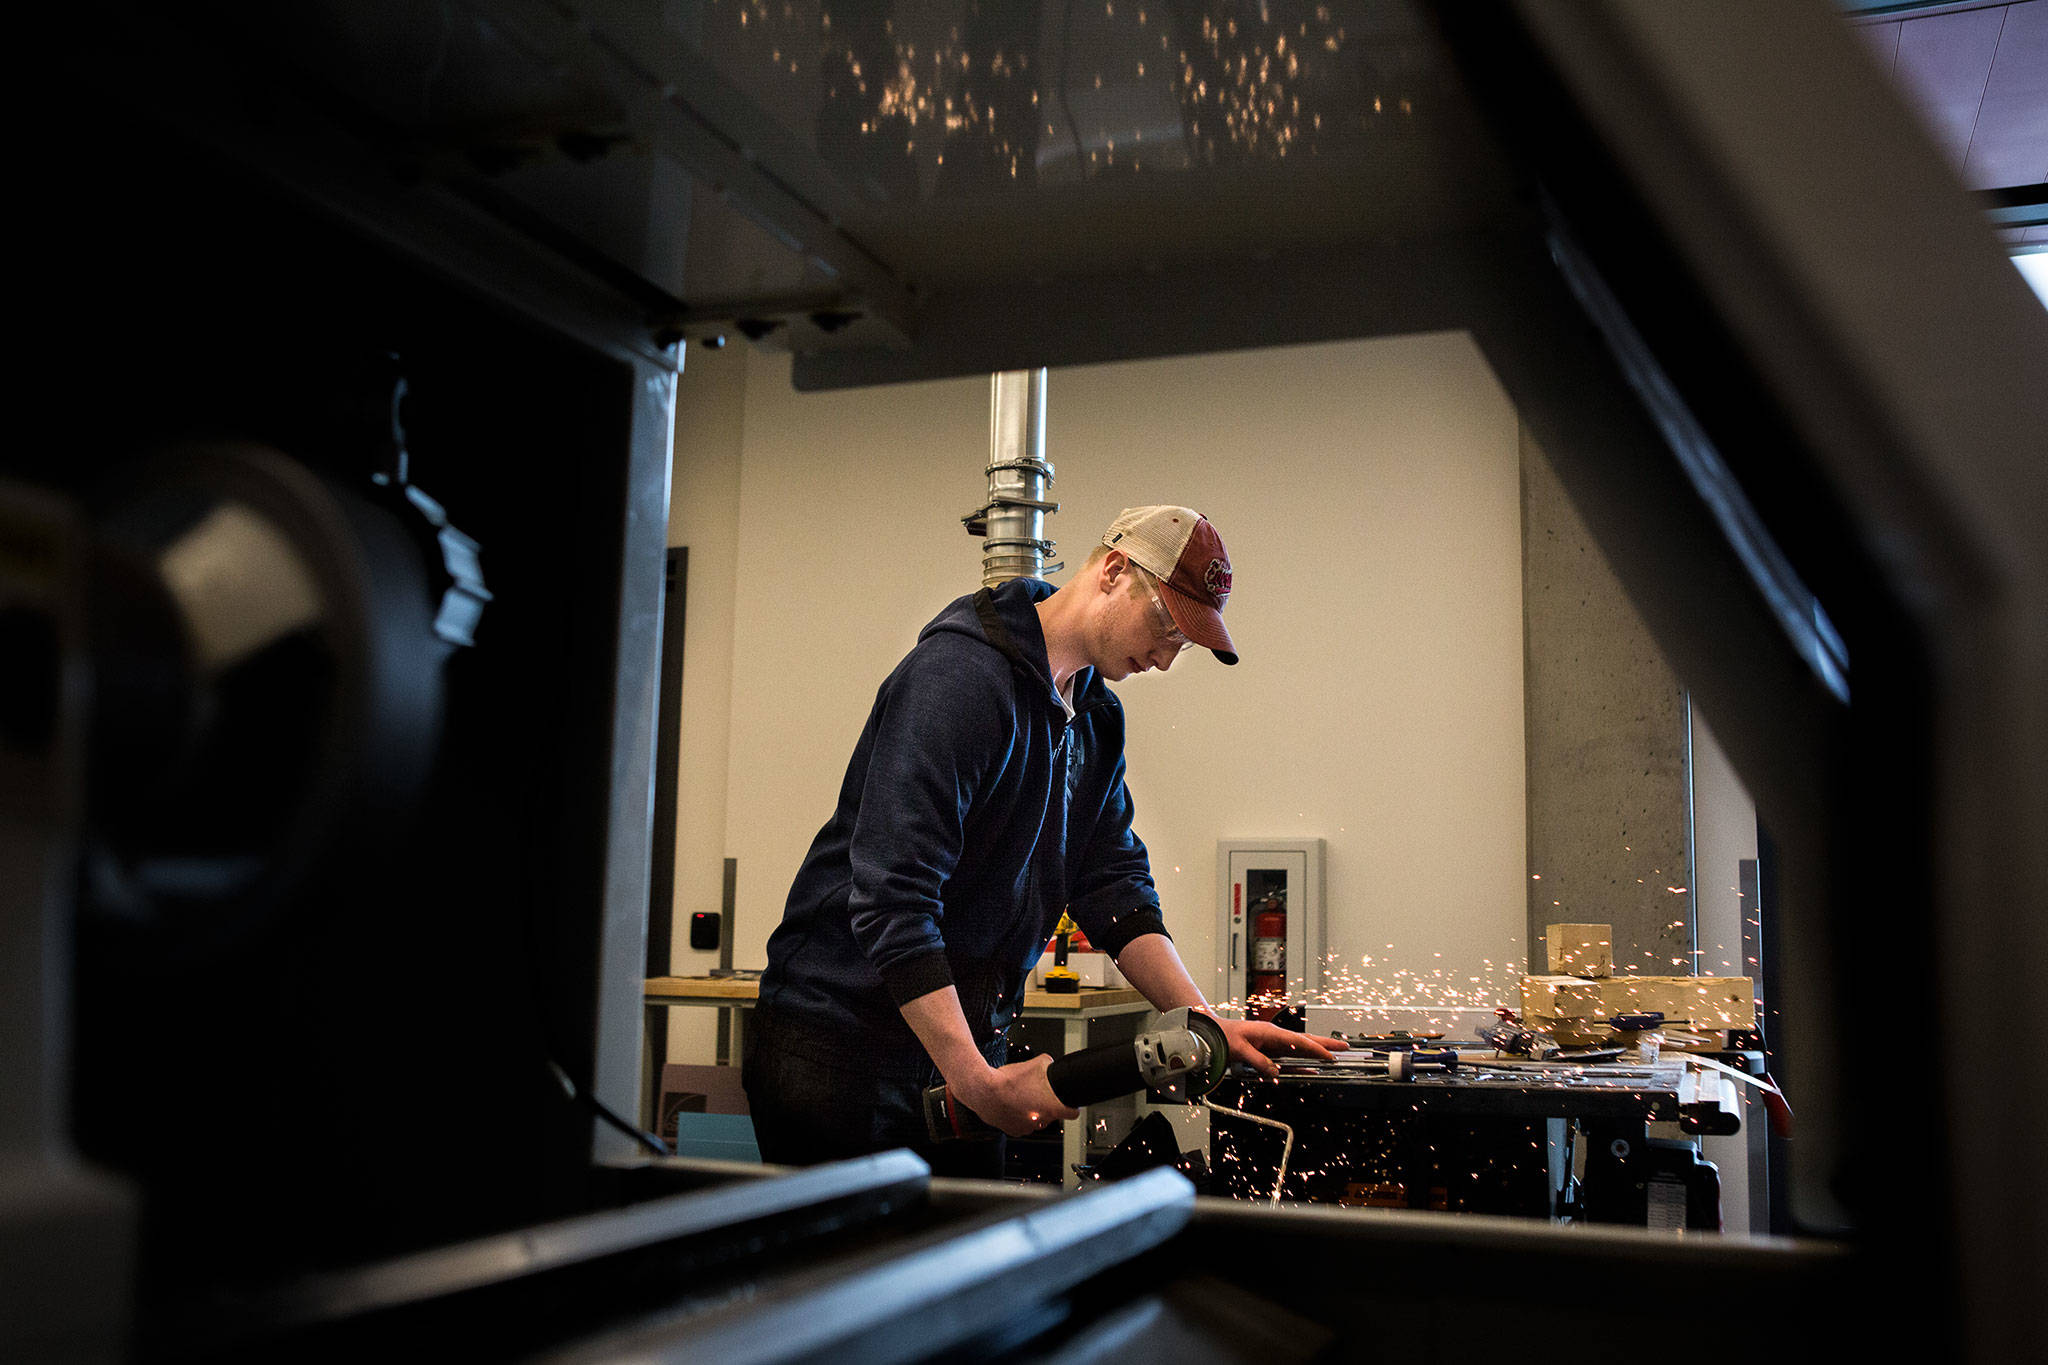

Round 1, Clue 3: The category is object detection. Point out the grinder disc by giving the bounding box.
[1188,1011,1231,1098]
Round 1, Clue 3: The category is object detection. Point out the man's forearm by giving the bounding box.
[901,984,1076,1135]
[1112,932,1212,1015]
[898,985,993,1086]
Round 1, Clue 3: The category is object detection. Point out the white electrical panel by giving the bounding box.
[1214,839,1325,1015]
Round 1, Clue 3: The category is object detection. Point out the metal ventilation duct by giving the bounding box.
[963,369,1060,587]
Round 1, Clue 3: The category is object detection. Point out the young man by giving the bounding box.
[743,506,1343,1174]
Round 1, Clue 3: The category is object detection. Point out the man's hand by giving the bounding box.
[903,986,1078,1137]
[949,1054,1081,1138]
[1109,936,1349,1080]
[1214,1017,1348,1078]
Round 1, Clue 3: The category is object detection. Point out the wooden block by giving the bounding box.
[1523,975,1609,1020]
[1598,976,1755,1030]
[1545,923,1612,978]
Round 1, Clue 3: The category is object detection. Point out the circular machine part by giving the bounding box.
[80,442,458,969]
[1189,1010,1232,1098]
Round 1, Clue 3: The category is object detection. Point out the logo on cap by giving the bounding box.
[1204,557,1232,603]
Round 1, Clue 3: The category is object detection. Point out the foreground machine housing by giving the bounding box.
[5,2,2044,1361]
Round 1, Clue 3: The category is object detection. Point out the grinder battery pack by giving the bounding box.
[922,1007,1231,1142]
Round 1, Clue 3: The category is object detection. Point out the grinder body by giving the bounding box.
[922,1007,1230,1143]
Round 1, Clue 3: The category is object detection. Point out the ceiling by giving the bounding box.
[147,0,2044,369]
[1844,0,2047,249]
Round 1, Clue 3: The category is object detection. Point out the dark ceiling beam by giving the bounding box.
[1835,0,2017,19]
[1984,183,2048,227]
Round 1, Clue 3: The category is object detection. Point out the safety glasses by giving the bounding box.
[1137,571,1194,653]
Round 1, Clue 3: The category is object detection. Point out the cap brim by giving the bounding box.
[1159,581,1238,665]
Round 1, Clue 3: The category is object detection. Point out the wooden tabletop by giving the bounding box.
[644,976,1148,1012]
[645,975,761,1000]
[1020,986,1147,1011]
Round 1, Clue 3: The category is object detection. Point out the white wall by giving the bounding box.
[663,339,749,1059]
[669,330,1529,1055]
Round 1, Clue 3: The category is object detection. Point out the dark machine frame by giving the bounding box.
[6,2,2043,1361]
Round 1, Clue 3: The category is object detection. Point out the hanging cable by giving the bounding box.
[1204,1098,1294,1205]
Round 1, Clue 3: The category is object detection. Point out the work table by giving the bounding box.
[642,976,1156,1187]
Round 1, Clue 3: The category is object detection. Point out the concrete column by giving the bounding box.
[1520,426,1694,976]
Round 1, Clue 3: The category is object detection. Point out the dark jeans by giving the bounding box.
[742,1015,1008,1180]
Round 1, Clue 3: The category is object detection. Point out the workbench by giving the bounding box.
[1206,1049,1746,1228]
[642,977,1156,1187]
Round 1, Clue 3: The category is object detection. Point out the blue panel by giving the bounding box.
[669,1113,763,1163]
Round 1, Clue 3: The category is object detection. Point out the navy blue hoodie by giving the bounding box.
[756,578,1169,1076]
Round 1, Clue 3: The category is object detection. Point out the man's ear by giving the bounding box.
[1097,550,1130,594]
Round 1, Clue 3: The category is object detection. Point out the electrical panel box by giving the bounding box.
[1215,839,1326,1017]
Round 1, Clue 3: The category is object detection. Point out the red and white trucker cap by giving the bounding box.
[1102,506,1238,665]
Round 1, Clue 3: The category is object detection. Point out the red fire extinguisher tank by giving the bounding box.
[1250,894,1286,1011]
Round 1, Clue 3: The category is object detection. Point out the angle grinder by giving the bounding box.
[922,1007,1231,1142]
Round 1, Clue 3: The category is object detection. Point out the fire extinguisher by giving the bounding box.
[1250,890,1287,1019]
